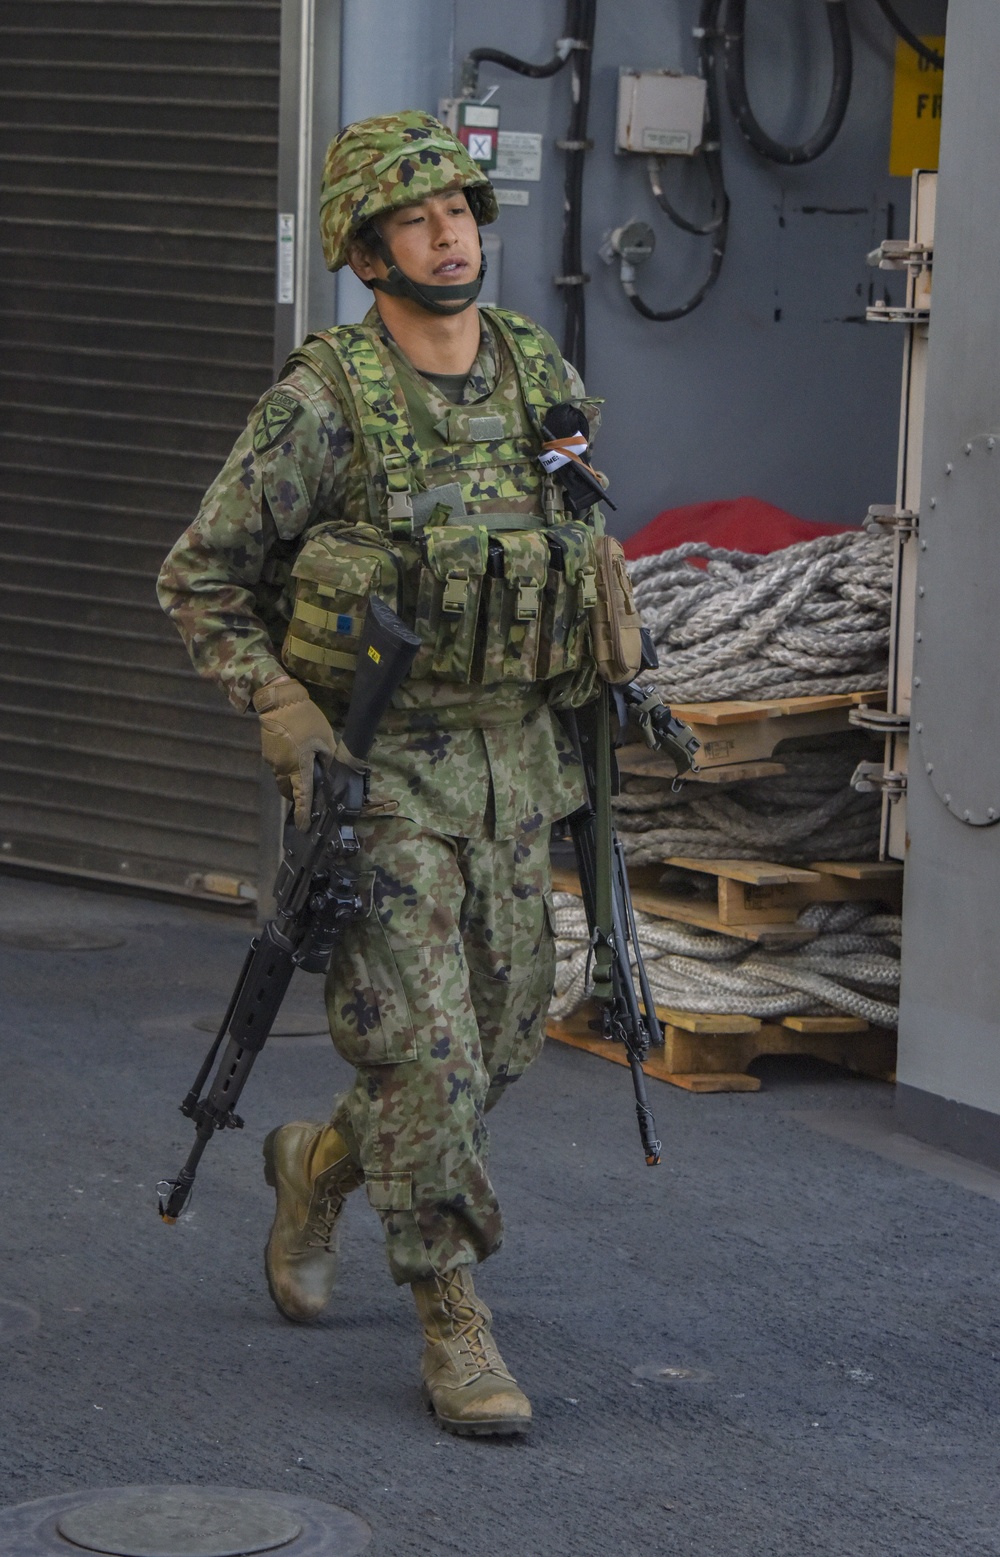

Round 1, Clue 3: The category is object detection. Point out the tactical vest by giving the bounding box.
[278,308,601,710]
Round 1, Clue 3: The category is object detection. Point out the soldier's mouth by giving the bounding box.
[433,258,470,278]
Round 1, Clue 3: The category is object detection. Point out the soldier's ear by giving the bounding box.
[346,220,387,283]
[346,238,377,281]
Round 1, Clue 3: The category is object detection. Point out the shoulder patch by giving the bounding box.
[253,391,302,454]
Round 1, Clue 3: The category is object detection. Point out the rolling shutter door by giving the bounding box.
[0,0,281,901]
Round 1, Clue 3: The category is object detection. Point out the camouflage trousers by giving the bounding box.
[323,812,555,1286]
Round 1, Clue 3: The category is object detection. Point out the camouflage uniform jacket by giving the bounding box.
[158,305,587,841]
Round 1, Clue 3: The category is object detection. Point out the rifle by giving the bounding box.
[561,633,700,1168]
[157,595,421,1224]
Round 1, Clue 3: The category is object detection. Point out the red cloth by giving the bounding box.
[622,496,855,560]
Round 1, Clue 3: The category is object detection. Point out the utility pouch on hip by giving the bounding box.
[412,525,489,683]
[590,534,643,684]
[475,529,551,684]
[282,524,406,694]
[537,521,598,681]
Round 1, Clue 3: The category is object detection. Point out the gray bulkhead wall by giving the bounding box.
[331,0,946,535]
[895,0,1000,1159]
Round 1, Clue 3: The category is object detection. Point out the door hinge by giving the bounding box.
[851,761,908,800]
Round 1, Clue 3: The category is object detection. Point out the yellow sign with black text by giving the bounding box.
[889,36,945,177]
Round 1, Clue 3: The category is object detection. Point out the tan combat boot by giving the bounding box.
[262,1121,362,1323]
[411,1267,532,1437]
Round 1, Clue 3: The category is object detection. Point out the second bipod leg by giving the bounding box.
[608,856,662,1167]
[567,806,662,1165]
[612,833,662,1051]
[567,806,660,1054]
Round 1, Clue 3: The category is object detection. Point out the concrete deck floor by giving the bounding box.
[1,874,999,1557]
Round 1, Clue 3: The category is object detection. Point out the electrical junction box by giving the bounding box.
[437,98,499,170]
[616,69,706,155]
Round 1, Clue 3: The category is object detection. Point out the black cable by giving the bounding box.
[871,0,945,70]
[461,46,571,93]
[623,0,730,322]
[557,0,596,374]
[460,3,595,376]
[647,150,726,237]
[624,219,728,322]
[723,0,853,165]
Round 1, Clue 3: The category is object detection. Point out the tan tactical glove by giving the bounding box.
[253,677,336,830]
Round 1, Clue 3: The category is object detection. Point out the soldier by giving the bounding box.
[158,111,605,1437]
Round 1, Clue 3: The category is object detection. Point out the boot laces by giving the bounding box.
[305,1186,344,1252]
[439,1275,496,1374]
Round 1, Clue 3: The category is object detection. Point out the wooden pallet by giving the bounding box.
[547,1002,896,1093]
[617,689,886,784]
[551,856,901,945]
[659,856,903,926]
[551,862,806,945]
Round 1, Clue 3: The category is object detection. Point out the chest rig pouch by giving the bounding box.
[279,309,601,698]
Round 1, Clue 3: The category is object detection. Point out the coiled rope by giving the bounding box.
[614,738,881,864]
[629,530,893,703]
[551,895,900,1028]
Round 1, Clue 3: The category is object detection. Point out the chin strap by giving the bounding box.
[365,230,487,316]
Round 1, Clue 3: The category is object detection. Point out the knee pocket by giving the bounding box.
[366,1171,413,1212]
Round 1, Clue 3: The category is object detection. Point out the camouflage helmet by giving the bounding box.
[319,110,499,273]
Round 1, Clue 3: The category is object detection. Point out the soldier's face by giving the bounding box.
[356,190,481,287]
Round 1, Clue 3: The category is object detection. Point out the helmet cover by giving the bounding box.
[319,110,499,273]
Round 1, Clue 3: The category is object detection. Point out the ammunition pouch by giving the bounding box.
[538,521,599,681]
[283,526,405,688]
[417,525,489,682]
[475,530,549,684]
[590,534,643,685]
[282,518,601,696]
